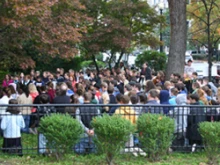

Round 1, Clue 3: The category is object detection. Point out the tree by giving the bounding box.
[165,0,187,80]
[80,0,164,73]
[187,0,220,81]
[0,0,89,71]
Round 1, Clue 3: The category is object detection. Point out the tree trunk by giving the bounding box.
[92,54,100,74]
[115,51,124,68]
[166,0,187,80]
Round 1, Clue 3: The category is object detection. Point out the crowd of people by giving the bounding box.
[1,60,220,155]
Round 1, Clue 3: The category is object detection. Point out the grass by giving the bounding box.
[0,152,212,165]
[0,134,218,165]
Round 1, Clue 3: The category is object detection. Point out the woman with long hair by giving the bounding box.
[2,74,13,87]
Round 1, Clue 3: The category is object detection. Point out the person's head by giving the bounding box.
[145,80,156,92]
[148,89,159,101]
[64,73,69,80]
[70,95,79,104]
[134,83,141,92]
[101,82,108,92]
[28,83,38,93]
[192,72,198,79]
[142,62,147,68]
[39,94,50,104]
[36,71,40,77]
[175,83,185,92]
[139,93,147,104]
[170,87,179,96]
[5,74,11,80]
[121,95,130,104]
[46,81,54,90]
[116,93,123,103]
[187,59,193,66]
[56,83,68,96]
[8,84,16,94]
[202,85,212,97]
[107,85,114,95]
[124,84,132,93]
[25,75,31,82]
[173,73,181,80]
[164,81,172,90]
[6,99,20,114]
[76,84,85,96]
[189,93,199,103]
[83,92,92,102]
[3,87,11,98]
[130,95,139,104]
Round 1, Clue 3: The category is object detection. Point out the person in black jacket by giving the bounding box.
[140,62,152,82]
[75,92,100,154]
[53,83,70,113]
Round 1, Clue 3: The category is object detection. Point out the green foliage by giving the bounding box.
[199,122,220,165]
[38,114,83,160]
[91,114,135,165]
[135,51,167,71]
[81,60,106,69]
[137,114,175,162]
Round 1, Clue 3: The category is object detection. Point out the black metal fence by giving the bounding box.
[0,104,219,156]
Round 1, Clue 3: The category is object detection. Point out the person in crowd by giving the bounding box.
[202,85,212,101]
[101,82,110,112]
[74,92,100,154]
[8,84,18,99]
[115,95,137,147]
[187,93,206,151]
[76,84,85,104]
[145,80,156,95]
[46,81,56,103]
[1,99,25,156]
[109,93,123,115]
[170,94,189,151]
[0,87,12,117]
[108,85,116,105]
[140,62,152,81]
[192,82,200,94]
[159,90,170,114]
[37,94,56,155]
[169,88,178,105]
[53,83,70,113]
[196,89,209,105]
[56,72,64,83]
[17,87,33,134]
[130,95,141,115]
[2,74,13,87]
[66,81,74,97]
[35,76,44,88]
[143,89,163,114]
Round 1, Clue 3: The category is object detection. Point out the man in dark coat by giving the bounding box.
[139,62,152,83]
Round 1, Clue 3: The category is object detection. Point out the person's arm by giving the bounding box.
[19,116,25,129]
[75,108,89,133]
[1,116,8,130]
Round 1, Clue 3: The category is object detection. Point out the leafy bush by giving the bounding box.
[91,114,135,165]
[38,114,83,160]
[137,114,175,161]
[135,50,167,71]
[81,60,106,68]
[199,122,220,165]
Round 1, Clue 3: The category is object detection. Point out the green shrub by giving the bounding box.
[199,122,220,165]
[137,114,175,161]
[38,114,83,160]
[91,114,135,165]
[135,50,167,71]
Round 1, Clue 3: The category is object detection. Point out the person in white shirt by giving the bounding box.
[1,99,25,156]
[184,59,195,80]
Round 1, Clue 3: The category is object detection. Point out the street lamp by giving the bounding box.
[159,2,164,53]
